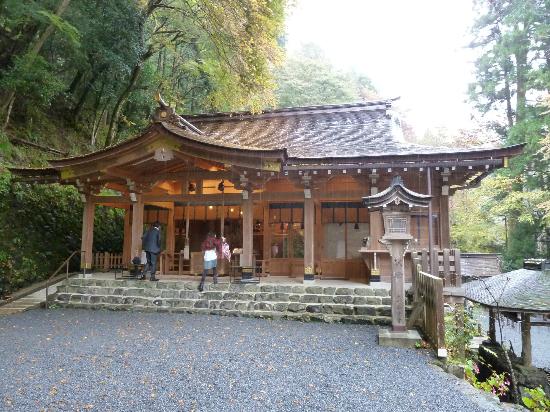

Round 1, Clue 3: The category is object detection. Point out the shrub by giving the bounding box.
[465,360,510,399]
[522,387,550,411]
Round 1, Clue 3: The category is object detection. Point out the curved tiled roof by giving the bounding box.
[187,100,504,160]
[465,269,550,313]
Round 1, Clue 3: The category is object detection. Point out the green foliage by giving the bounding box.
[466,0,550,265]
[275,44,377,107]
[450,187,505,252]
[0,52,65,108]
[0,0,287,147]
[444,305,479,362]
[0,171,123,296]
[465,360,510,398]
[522,386,550,412]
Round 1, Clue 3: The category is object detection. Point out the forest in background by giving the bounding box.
[451,0,549,269]
[0,0,548,294]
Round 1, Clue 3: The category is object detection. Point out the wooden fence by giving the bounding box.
[93,252,123,271]
[411,260,447,357]
[413,248,461,287]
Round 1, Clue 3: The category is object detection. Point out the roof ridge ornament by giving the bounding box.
[152,92,204,135]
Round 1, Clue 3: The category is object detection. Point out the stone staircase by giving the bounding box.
[0,297,44,316]
[52,278,395,325]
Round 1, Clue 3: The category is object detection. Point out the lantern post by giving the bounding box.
[363,176,431,347]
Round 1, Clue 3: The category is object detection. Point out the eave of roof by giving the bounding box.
[284,143,526,165]
[47,122,287,169]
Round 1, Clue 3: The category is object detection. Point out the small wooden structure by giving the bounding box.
[9,98,524,283]
[465,259,550,366]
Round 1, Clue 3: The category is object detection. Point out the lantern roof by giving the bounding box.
[362,176,432,209]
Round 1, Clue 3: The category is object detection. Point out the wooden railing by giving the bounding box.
[0,251,83,308]
[93,252,123,271]
[412,248,461,287]
[411,261,446,357]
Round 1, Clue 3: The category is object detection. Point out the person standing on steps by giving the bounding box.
[199,232,222,292]
[141,221,161,281]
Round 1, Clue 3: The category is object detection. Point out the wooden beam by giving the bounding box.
[91,190,370,205]
[241,193,253,267]
[439,195,450,248]
[130,194,144,258]
[166,205,175,255]
[304,196,315,281]
[122,209,131,265]
[80,196,95,269]
[521,313,532,367]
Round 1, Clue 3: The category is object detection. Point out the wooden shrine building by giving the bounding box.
[10,98,524,283]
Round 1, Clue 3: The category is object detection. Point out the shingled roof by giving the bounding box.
[465,268,550,313]
[185,100,513,161]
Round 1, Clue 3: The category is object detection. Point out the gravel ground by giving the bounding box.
[0,309,505,412]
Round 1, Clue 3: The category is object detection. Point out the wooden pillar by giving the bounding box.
[80,195,95,270]
[184,202,190,259]
[130,194,144,259]
[488,308,497,343]
[314,199,322,271]
[427,167,437,276]
[304,196,315,281]
[263,202,271,270]
[122,208,132,264]
[387,240,407,332]
[241,191,253,268]
[439,194,450,248]
[220,204,225,238]
[521,312,532,367]
[166,204,175,255]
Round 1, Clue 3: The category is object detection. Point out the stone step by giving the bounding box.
[54,292,400,318]
[0,300,42,315]
[54,278,398,324]
[53,301,392,325]
[55,285,392,305]
[63,278,390,297]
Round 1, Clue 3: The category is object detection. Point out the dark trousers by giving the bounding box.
[145,251,158,279]
[200,266,218,285]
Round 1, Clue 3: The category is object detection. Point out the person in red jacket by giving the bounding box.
[199,232,221,292]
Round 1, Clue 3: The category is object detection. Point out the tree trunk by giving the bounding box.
[514,26,529,124]
[28,0,72,55]
[104,48,155,147]
[503,63,514,128]
[2,94,15,131]
[72,70,101,120]
[104,62,144,147]
[67,70,84,95]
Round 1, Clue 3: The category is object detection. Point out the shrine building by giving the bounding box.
[9,98,524,283]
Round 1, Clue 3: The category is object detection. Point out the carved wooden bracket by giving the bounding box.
[126,179,155,194]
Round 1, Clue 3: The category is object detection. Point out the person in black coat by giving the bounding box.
[141,221,161,281]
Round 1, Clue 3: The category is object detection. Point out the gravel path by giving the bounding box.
[0,309,504,412]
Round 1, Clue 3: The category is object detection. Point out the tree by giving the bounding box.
[274,44,377,107]
[104,0,286,146]
[468,0,550,267]
[0,0,78,129]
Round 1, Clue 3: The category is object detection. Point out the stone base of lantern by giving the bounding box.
[378,328,422,349]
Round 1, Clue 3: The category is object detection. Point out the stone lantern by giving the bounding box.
[363,176,431,347]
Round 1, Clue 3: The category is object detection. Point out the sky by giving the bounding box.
[285,0,478,134]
